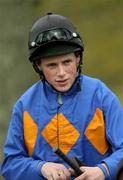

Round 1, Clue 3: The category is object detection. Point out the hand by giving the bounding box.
[69,166,105,180]
[41,162,71,180]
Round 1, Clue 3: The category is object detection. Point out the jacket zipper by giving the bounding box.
[57,93,63,149]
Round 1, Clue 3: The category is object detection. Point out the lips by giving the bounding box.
[56,79,68,85]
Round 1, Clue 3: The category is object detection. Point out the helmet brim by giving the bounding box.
[29,42,81,61]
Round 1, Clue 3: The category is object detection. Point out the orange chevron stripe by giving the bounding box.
[23,111,38,156]
[84,108,109,154]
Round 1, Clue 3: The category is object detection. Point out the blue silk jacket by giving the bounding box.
[1,75,123,180]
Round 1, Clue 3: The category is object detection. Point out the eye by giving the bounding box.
[46,63,57,68]
[63,59,72,65]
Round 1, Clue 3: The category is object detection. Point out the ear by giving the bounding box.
[37,64,42,71]
[36,59,42,71]
[76,53,80,65]
[75,51,80,64]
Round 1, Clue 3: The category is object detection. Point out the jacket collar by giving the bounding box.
[42,75,82,98]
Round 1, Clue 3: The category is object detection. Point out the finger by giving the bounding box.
[58,170,64,176]
[74,174,86,180]
[52,170,65,180]
[68,168,75,176]
[80,166,86,173]
[73,167,87,180]
[48,177,54,180]
[58,172,66,179]
[47,174,55,180]
[74,171,86,180]
[57,169,70,180]
[62,168,71,178]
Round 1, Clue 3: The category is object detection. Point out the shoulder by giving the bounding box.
[15,80,43,108]
[79,75,118,101]
[80,74,104,90]
[80,75,113,91]
[21,80,42,99]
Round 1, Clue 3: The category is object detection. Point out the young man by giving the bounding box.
[1,13,123,180]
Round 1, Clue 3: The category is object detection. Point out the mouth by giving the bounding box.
[56,79,68,86]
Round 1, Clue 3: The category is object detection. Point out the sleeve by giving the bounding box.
[99,82,123,179]
[1,101,46,180]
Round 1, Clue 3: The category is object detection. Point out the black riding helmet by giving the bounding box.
[28,12,84,75]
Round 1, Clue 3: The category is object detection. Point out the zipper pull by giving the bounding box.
[57,93,63,105]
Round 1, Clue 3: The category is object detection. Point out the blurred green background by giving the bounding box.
[0,0,123,179]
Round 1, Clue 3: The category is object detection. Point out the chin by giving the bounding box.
[56,86,71,92]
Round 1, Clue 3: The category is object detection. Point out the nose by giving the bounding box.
[57,64,65,77]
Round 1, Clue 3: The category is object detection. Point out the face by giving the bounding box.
[38,52,80,92]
